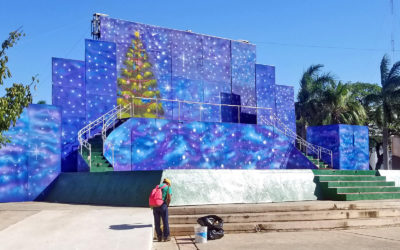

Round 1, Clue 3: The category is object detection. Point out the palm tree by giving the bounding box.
[319,82,366,125]
[365,55,400,169]
[296,65,335,139]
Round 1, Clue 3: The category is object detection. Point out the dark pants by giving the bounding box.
[153,203,169,238]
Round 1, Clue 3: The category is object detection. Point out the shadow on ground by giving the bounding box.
[109,224,152,230]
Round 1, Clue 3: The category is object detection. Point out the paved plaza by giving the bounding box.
[1,202,400,250]
[0,202,153,250]
[154,227,400,250]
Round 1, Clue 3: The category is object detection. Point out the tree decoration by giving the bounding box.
[117,31,164,118]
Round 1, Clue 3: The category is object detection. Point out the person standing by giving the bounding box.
[153,178,172,242]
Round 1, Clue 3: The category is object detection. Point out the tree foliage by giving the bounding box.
[0,29,37,147]
[296,59,400,169]
[117,31,163,118]
[295,65,366,135]
[364,55,400,169]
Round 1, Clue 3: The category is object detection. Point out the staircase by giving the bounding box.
[82,135,113,172]
[168,200,400,236]
[78,98,333,171]
[78,104,132,171]
[314,169,400,201]
[304,153,330,169]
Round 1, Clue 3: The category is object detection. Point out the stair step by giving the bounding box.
[169,209,400,224]
[313,170,377,176]
[335,187,400,193]
[324,181,395,188]
[340,193,400,201]
[316,176,386,181]
[170,217,400,235]
[169,201,400,215]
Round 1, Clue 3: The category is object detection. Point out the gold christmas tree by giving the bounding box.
[117,31,164,118]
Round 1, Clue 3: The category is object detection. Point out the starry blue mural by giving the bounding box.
[98,16,258,123]
[52,58,86,172]
[104,117,317,171]
[85,39,117,123]
[307,124,369,170]
[49,15,303,172]
[256,64,276,125]
[231,41,256,116]
[0,105,61,202]
[275,85,296,135]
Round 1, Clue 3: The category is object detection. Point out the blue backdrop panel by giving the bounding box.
[339,125,369,170]
[203,81,231,105]
[307,125,340,168]
[51,58,86,172]
[147,51,172,77]
[231,41,256,110]
[173,77,203,102]
[85,39,117,96]
[307,124,369,170]
[171,31,203,80]
[221,92,240,123]
[86,94,117,121]
[85,39,117,123]
[103,122,132,171]
[0,105,61,203]
[104,117,315,171]
[275,85,296,134]
[100,16,172,52]
[256,64,276,125]
[53,87,86,117]
[52,58,85,89]
[202,36,231,83]
[353,126,369,170]
[0,110,29,202]
[201,104,221,123]
[27,105,61,200]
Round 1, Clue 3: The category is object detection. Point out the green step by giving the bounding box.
[339,192,400,201]
[315,176,386,182]
[324,181,396,188]
[334,187,400,193]
[313,170,377,176]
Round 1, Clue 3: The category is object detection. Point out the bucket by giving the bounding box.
[194,226,207,243]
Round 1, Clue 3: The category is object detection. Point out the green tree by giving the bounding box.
[117,31,163,118]
[319,81,367,125]
[0,29,37,148]
[37,100,46,104]
[347,82,382,169]
[365,55,400,170]
[295,64,335,139]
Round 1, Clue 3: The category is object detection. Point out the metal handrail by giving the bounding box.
[78,104,131,168]
[261,114,333,168]
[79,96,333,170]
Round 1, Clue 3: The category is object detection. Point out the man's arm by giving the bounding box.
[166,187,172,206]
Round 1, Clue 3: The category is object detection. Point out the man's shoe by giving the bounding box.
[157,236,162,242]
[163,236,171,242]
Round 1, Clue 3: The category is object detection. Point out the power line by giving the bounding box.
[254,41,398,52]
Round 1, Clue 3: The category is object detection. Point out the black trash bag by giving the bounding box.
[197,215,224,240]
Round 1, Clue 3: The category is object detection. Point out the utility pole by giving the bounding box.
[391,0,395,60]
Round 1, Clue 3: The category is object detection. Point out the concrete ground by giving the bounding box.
[153,227,400,250]
[0,202,153,250]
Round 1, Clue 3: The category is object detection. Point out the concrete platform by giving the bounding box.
[0,202,153,250]
[168,199,400,235]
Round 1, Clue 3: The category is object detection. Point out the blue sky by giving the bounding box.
[1,0,398,103]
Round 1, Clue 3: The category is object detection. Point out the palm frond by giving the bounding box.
[381,55,390,87]
[388,61,400,79]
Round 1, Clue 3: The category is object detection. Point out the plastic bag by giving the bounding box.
[197,215,224,240]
